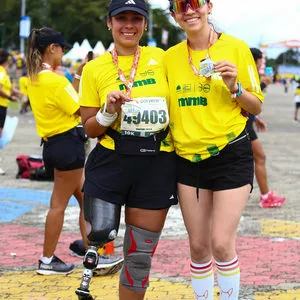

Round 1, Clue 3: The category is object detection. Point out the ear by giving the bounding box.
[107,17,112,30]
[208,1,213,11]
[48,43,56,54]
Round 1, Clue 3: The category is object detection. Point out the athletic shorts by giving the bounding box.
[177,129,254,191]
[83,144,178,210]
[0,106,7,129]
[245,115,257,141]
[296,102,300,109]
[42,126,85,177]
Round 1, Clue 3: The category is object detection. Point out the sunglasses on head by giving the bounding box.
[172,0,207,14]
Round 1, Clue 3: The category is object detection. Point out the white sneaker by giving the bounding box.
[0,168,5,175]
[94,256,124,276]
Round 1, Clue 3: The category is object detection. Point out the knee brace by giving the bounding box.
[120,225,161,292]
[84,195,121,248]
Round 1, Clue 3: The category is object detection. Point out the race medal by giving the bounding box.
[199,57,215,78]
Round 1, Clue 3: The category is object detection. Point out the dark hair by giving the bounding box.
[0,48,9,65]
[250,48,263,62]
[26,27,53,81]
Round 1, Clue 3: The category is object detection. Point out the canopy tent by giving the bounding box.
[63,41,81,62]
[80,39,93,56]
[261,39,300,49]
[107,42,114,52]
[93,41,106,56]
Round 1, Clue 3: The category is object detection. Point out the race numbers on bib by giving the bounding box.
[121,97,169,136]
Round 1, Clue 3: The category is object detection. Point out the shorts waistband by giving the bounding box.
[42,126,78,143]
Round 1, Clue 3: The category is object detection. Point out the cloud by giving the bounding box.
[149,0,300,58]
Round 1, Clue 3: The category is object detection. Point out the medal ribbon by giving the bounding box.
[187,28,213,77]
[42,62,53,71]
[111,47,141,99]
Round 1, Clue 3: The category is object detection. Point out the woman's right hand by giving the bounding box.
[106,91,128,114]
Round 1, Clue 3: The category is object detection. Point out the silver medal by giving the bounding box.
[200,58,215,77]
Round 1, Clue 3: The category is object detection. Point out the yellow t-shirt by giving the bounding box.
[0,65,12,108]
[79,46,174,152]
[19,76,29,96]
[28,70,80,139]
[165,33,264,162]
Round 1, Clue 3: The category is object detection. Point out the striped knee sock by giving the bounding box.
[215,256,240,300]
[190,259,214,300]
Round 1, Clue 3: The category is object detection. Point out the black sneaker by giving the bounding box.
[37,255,74,275]
[69,239,86,258]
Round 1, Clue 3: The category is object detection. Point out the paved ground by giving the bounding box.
[0,84,299,299]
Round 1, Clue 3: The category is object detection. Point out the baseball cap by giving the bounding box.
[37,28,72,49]
[108,0,148,18]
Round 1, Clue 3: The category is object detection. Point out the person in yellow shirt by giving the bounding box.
[75,0,177,299]
[0,48,19,175]
[166,1,264,299]
[19,70,31,114]
[26,27,87,275]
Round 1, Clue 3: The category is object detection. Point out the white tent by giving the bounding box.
[93,40,105,55]
[80,39,93,56]
[63,41,81,62]
[107,42,115,52]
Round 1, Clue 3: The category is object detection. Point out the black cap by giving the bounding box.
[37,29,72,49]
[108,0,148,18]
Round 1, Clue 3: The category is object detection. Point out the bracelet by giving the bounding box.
[74,74,81,80]
[231,82,243,98]
[95,103,118,127]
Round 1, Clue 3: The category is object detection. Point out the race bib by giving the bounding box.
[120,97,169,136]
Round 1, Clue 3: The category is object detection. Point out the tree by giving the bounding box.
[275,49,299,66]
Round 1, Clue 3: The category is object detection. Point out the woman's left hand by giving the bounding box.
[214,60,238,92]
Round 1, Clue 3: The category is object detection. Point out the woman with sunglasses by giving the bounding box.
[166,1,264,299]
[76,0,177,299]
[26,27,88,275]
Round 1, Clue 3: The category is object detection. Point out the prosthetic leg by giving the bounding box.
[76,196,121,300]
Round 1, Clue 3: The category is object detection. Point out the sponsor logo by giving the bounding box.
[125,0,136,4]
[178,96,207,107]
[140,148,156,153]
[147,58,158,66]
[119,78,156,91]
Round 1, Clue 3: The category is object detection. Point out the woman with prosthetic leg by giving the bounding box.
[76,0,177,299]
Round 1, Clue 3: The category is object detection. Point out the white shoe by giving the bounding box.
[0,168,5,175]
[93,256,124,276]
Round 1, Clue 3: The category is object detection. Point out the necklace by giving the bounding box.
[111,47,141,99]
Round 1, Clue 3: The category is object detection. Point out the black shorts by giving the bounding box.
[42,126,85,177]
[0,106,7,129]
[177,130,254,191]
[83,144,178,210]
[296,102,300,108]
[245,115,258,141]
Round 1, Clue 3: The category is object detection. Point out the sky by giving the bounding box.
[149,0,300,59]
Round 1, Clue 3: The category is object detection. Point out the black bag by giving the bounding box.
[106,127,169,155]
[76,125,88,142]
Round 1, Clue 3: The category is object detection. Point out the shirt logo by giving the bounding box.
[147,58,158,66]
[125,0,136,4]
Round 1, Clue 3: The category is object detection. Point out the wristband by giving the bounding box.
[74,74,81,80]
[231,82,243,98]
[95,103,118,127]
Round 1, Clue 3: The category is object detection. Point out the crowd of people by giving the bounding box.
[0,0,294,299]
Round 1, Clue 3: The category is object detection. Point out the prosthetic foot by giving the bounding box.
[75,246,98,300]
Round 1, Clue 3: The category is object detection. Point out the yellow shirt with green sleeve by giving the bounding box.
[165,33,264,162]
